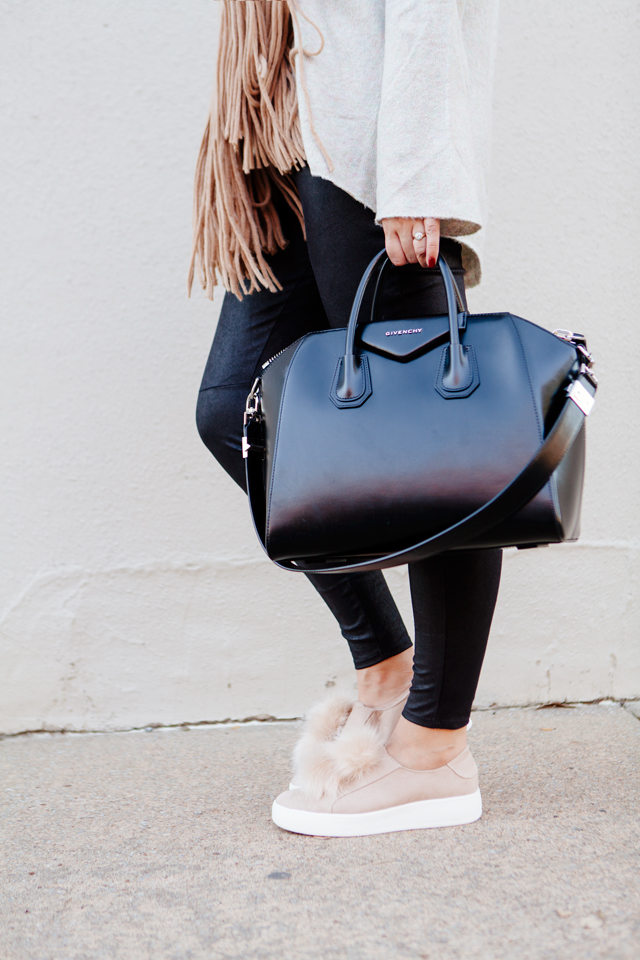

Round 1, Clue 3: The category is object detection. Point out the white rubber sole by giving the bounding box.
[272,788,482,837]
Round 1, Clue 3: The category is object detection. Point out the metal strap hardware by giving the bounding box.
[244,378,262,425]
[553,328,588,347]
[553,330,597,389]
[243,378,264,459]
[579,362,598,388]
[567,379,595,416]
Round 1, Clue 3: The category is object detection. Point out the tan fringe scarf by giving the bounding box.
[189,1,330,300]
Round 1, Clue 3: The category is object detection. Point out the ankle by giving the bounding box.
[356,647,414,708]
[387,716,467,771]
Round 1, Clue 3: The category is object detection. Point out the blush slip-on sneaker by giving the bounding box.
[289,691,473,791]
[289,689,410,792]
[273,746,481,837]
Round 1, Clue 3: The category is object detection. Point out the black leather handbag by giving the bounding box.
[243,251,597,573]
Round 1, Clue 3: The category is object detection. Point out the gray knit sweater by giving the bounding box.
[293,0,500,286]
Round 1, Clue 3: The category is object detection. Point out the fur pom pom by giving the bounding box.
[329,725,386,791]
[292,692,387,801]
[292,691,355,794]
[302,691,356,743]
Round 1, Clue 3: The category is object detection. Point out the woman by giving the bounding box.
[192,0,501,836]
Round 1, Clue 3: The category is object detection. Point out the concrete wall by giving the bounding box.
[1,0,638,734]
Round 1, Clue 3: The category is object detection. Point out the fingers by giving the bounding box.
[413,222,428,268]
[382,218,421,266]
[425,218,440,268]
[382,217,440,268]
[412,218,440,268]
[384,228,406,266]
[397,220,419,265]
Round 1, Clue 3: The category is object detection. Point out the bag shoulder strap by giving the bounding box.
[244,370,596,574]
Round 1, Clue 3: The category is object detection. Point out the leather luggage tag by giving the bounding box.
[357,313,467,361]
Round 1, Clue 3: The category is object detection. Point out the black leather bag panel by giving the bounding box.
[245,253,595,570]
[264,314,577,561]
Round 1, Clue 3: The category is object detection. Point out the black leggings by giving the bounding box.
[196,168,502,729]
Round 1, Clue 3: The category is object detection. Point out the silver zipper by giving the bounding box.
[261,345,293,370]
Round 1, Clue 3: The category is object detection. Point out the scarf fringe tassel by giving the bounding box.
[189,1,308,301]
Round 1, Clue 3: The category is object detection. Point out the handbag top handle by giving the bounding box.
[337,250,469,402]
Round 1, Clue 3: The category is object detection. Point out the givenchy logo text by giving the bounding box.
[385,328,423,337]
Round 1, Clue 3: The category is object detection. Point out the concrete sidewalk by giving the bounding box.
[1,703,639,960]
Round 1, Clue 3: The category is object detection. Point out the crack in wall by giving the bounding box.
[2,698,638,740]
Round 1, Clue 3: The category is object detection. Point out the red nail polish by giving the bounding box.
[428,257,436,268]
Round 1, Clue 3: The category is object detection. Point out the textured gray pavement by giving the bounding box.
[1,703,639,960]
